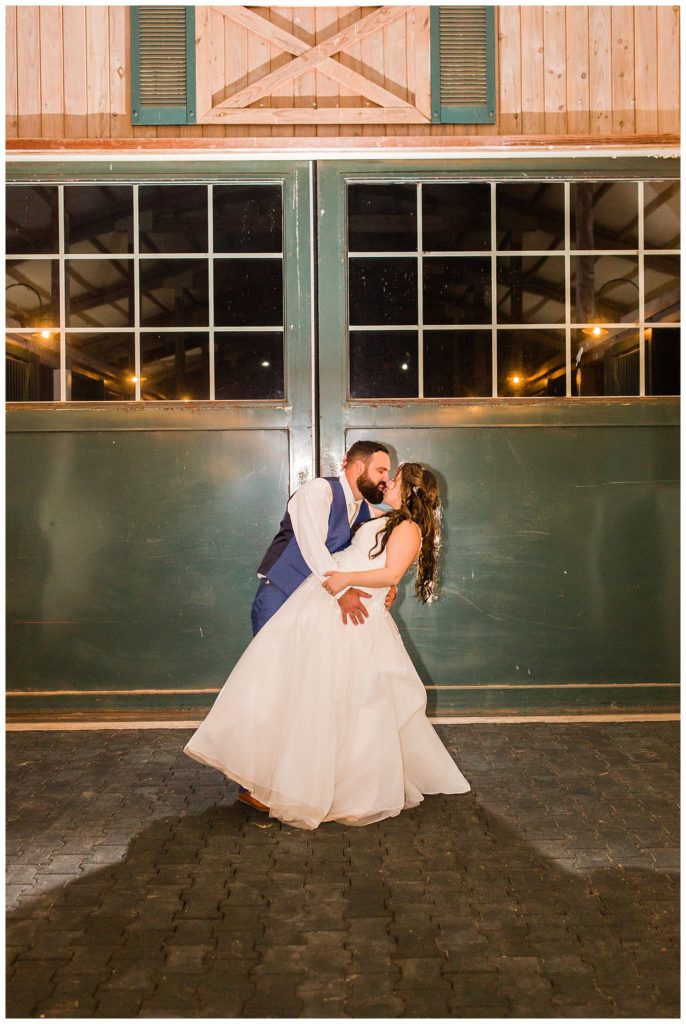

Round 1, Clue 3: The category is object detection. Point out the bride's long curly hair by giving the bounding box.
[369,462,442,603]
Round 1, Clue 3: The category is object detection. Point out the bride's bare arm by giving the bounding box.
[322,521,422,596]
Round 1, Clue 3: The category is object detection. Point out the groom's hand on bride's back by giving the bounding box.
[338,588,372,625]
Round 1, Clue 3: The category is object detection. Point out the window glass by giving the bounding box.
[423,183,491,251]
[644,181,680,250]
[215,332,284,400]
[497,330,566,396]
[570,181,639,250]
[141,332,210,400]
[214,259,283,328]
[6,186,59,254]
[5,176,680,402]
[139,186,208,253]
[348,184,417,253]
[5,181,290,402]
[213,185,282,253]
[571,328,640,396]
[346,178,679,399]
[497,256,565,324]
[423,330,492,397]
[139,259,209,327]
[67,259,135,328]
[646,327,680,396]
[64,186,133,254]
[349,258,418,326]
[644,255,679,323]
[349,331,418,398]
[6,260,60,328]
[6,331,60,400]
[496,182,564,251]
[423,257,491,325]
[66,332,135,401]
[571,256,639,323]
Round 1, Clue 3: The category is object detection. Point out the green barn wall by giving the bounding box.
[5,155,680,720]
[6,402,679,720]
[347,417,679,715]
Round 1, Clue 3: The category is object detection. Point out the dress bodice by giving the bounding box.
[334,517,388,569]
[332,517,390,610]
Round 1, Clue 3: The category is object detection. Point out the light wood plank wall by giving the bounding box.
[5,5,680,141]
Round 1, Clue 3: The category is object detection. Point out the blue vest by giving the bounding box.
[257,476,372,597]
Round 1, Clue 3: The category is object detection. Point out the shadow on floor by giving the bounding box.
[6,775,679,1019]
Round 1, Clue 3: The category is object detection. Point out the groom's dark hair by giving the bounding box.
[345,440,389,463]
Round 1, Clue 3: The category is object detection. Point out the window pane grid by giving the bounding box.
[638,180,646,396]
[564,181,571,397]
[5,182,285,402]
[346,178,680,400]
[57,185,66,402]
[348,322,660,331]
[348,249,680,257]
[490,181,497,397]
[133,183,141,401]
[208,184,215,400]
[417,183,424,397]
[8,253,285,260]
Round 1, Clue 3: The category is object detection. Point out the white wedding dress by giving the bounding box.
[183,518,470,829]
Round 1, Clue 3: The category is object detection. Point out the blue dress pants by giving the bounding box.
[250,578,290,637]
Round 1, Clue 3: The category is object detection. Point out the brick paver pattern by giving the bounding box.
[6,723,680,1018]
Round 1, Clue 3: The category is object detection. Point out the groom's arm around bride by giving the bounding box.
[250,441,395,635]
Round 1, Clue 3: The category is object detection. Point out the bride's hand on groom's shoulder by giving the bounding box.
[322,571,349,596]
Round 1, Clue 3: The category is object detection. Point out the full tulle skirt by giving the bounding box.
[183,576,470,829]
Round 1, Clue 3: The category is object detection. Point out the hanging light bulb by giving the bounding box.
[582,323,607,339]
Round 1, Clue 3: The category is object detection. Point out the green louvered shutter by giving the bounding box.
[430,6,496,124]
[131,6,196,125]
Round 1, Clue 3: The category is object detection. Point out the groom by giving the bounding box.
[251,439,397,634]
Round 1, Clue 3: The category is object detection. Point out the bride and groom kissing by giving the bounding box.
[184,440,470,829]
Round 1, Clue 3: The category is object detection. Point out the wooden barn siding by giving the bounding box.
[5,6,681,141]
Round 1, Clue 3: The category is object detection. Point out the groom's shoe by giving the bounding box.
[238,789,269,812]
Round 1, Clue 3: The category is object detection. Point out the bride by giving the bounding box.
[183,462,470,829]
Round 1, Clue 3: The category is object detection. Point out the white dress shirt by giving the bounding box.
[287,471,365,594]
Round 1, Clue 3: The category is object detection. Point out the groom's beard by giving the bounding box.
[357,471,386,505]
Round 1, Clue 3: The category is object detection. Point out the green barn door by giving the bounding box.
[6,161,315,723]
[317,160,680,719]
